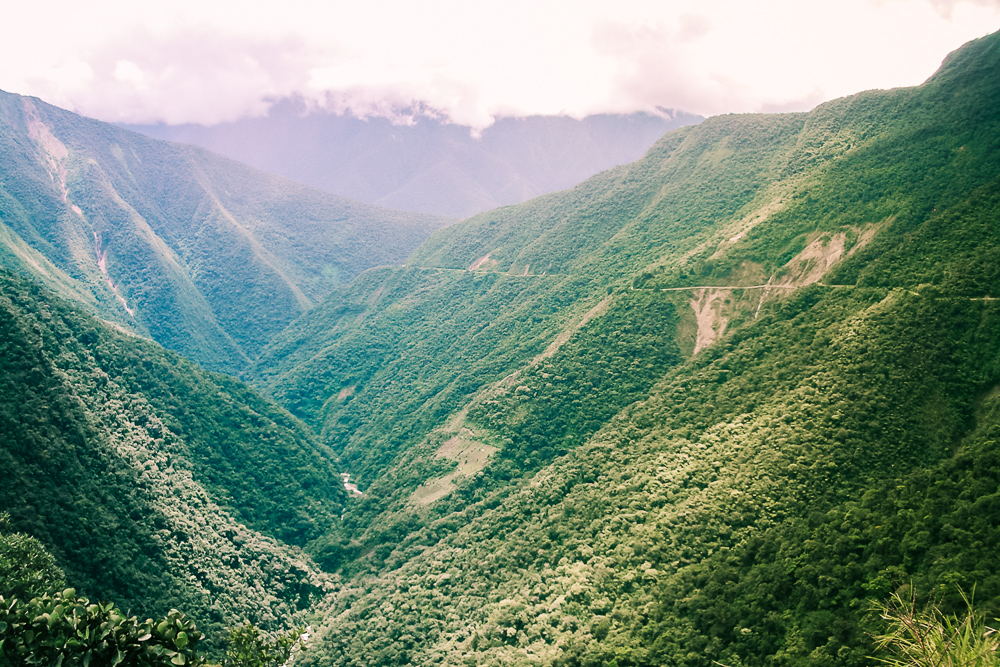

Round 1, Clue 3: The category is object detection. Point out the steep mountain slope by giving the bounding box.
[250,111,826,501]
[0,268,346,652]
[250,31,1000,667]
[126,106,701,218]
[0,90,449,372]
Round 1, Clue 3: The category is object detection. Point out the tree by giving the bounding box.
[0,516,292,667]
[0,588,210,666]
[0,513,66,602]
[223,623,303,667]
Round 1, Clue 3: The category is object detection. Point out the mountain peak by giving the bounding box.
[925,28,1000,86]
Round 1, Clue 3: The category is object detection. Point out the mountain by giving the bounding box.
[0,267,348,653]
[125,105,702,219]
[245,30,1000,667]
[0,90,450,373]
[3,27,1000,667]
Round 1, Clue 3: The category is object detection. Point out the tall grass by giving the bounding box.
[874,590,999,667]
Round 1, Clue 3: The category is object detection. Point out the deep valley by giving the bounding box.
[2,29,1000,667]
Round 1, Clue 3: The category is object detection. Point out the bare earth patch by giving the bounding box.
[777,221,885,288]
[410,295,614,504]
[689,289,732,355]
[468,253,498,271]
[93,232,136,316]
[777,233,847,287]
[669,221,888,356]
[410,428,497,506]
[23,99,70,202]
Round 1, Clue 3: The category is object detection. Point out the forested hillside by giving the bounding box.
[0,268,346,653]
[0,90,449,373]
[247,31,1000,666]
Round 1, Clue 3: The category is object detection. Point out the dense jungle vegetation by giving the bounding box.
[0,269,345,655]
[3,28,1000,667]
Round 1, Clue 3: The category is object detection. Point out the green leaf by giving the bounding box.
[174,631,189,649]
[171,654,186,666]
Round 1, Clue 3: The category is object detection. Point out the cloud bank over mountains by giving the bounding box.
[3,0,999,128]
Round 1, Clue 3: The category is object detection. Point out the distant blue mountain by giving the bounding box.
[126,101,702,218]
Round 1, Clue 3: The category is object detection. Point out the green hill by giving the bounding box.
[245,31,1000,667]
[0,268,348,653]
[0,90,450,373]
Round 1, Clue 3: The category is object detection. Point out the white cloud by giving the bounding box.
[114,60,147,89]
[0,0,997,126]
[903,0,1000,18]
[591,0,1000,116]
[16,28,321,125]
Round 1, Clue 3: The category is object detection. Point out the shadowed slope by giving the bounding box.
[0,268,348,651]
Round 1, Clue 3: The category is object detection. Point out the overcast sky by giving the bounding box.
[3,0,999,128]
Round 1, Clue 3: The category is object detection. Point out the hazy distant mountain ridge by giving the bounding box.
[126,104,702,218]
[0,91,449,372]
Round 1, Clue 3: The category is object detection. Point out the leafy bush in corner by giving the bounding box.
[0,590,209,667]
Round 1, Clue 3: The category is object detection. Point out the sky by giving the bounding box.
[2,0,999,129]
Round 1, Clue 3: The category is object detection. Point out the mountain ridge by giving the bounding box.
[0,89,450,372]
[125,105,702,218]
